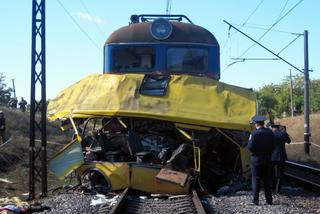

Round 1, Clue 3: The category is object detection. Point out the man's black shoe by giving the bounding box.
[252,200,259,205]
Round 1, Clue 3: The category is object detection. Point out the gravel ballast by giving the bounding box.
[202,185,320,213]
[37,184,319,213]
[39,193,117,214]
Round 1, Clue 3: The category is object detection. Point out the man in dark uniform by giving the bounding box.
[248,115,275,205]
[18,97,27,112]
[0,111,5,145]
[271,124,291,194]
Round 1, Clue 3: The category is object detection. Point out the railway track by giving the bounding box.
[99,188,206,214]
[284,160,320,188]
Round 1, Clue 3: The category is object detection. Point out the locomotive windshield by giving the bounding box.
[104,16,220,79]
[113,47,156,72]
[167,47,208,73]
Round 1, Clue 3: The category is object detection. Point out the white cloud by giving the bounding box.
[72,12,104,25]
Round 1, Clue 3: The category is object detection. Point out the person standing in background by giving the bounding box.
[271,124,291,194]
[18,97,27,112]
[0,111,6,145]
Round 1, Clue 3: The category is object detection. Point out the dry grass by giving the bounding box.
[0,107,71,197]
[278,113,320,165]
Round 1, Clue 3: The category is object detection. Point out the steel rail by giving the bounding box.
[192,189,206,214]
[285,160,320,173]
[108,188,129,214]
[104,188,207,213]
[284,161,320,188]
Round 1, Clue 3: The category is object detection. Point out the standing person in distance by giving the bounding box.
[248,115,275,205]
[0,111,6,145]
[271,124,291,194]
[18,97,27,112]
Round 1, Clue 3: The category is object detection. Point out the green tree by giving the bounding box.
[0,73,12,106]
[256,84,278,116]
[310,79,320,112]
[257,75,320,118]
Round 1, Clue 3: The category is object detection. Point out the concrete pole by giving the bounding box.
[289,69,294,117]
[11,79,16,98]
[304,30,311,154]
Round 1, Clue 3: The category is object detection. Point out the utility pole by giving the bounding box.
[289,69,294,117]
[223,21,311,154]
[11,79,16,98]
[29,0,47,199]
[304,30,311,154]
[166,0,172,15]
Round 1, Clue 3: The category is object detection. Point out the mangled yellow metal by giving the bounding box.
[77,163,130,190]
[49,138,84,179]
[72,162,190,194]
[48,73,256,131]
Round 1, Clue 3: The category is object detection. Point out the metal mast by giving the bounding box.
[289,69,294,118]
[29,0,47,199]
[11,79,16,98]
[303,30,310,154]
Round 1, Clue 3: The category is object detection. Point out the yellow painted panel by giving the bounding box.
[130,165,190,194]
[48,74,256,131]
[240,147,251,179]
[77,162,130,190]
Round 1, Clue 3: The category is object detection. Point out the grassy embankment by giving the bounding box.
[279,113,320,165]
[0,107,70,197]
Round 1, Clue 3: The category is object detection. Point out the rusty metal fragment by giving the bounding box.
[156,168,189,187]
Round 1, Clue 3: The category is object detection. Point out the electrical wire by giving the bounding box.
[221,0,264,55]
[237,0,304,58]
[56,0,102,52]
[277,33,302,55]
[242,0,265,26]
[79,0,106,38]
[231,23,301,35]
[276,0,289,21]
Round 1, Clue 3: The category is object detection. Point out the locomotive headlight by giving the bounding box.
[150,18,173,40]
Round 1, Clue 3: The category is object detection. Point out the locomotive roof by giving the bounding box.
[105,21,219,45]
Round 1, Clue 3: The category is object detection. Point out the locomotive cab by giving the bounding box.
[104,15,220,80]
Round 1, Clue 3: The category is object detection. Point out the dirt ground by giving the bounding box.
[0,108,70,198]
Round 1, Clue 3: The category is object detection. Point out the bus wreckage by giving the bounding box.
[48,73,256,194]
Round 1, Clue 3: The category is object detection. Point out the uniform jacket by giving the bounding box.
[0,118,5,131]
[248,127,275,165]
[271,130,291,161]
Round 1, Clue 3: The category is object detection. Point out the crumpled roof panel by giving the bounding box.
[47,74,256,131]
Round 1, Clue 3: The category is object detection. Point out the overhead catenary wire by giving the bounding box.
[277,33,302,55]
[276,0,289,21]
[230,23,302,35]
[242,0,265,26]
[79,0,106,38]
[221,0,265,71]
[56,0,102,52]
[223,20,303,73]
[237,0,304,58]
[221,0,264,57]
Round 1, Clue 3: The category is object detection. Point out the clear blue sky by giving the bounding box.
[1,0,319,101]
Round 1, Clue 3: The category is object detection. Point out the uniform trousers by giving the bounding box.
[251,163,272,204]
[272,161,285,193]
